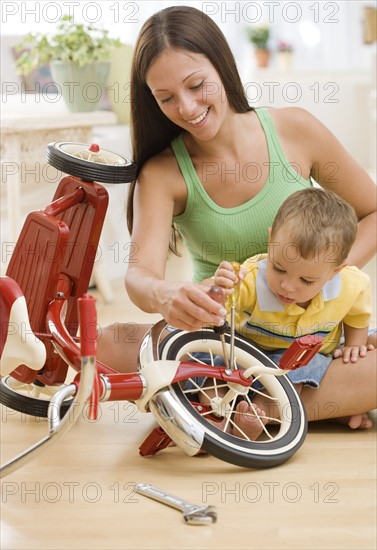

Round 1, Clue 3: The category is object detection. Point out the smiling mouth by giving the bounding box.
[186,108,209,125]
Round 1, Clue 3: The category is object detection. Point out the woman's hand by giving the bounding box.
[157,281,227,331]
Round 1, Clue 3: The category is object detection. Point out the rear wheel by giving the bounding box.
[0,376,73,418]
[46,142,137,183]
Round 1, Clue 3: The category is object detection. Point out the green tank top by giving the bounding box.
[172,107,312,283]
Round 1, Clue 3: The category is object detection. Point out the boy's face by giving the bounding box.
[267,227,344,309]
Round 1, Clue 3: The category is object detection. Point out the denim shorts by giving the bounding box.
[263,349,332,389]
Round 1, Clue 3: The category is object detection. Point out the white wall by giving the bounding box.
[1,1,376,70]
[1,0,376,283]
[2,1,375,169]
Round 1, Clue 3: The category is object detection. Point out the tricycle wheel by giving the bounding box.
[154,328,307,469]
[0,376,73,418]
[46,142,137,183]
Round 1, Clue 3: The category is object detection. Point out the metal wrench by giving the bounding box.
[134,483,217,525]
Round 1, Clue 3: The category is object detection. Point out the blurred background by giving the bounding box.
[1,0,376,294]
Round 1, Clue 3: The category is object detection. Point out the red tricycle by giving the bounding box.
[0,142,319,476]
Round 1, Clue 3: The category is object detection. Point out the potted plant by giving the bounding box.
[246,24,271,68]
[276,40,293,71]
[14,15,121,112]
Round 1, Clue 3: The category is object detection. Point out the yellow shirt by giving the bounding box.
[234,256,371,355]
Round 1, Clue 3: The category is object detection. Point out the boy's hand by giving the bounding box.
[333,344,375,363]
[214,261,246,295]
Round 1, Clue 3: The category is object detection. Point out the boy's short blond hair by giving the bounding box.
[270,188,358,265]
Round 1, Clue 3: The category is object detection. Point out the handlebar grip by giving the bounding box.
[78,294,97,357]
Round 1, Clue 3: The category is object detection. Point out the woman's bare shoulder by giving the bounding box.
[136,146,187,212]
[267,106,340,167]
[268,106,324,137]
[139,144,185,184]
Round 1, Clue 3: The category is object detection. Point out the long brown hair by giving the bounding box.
[126,5,253,250]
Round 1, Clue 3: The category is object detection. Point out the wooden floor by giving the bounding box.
[1,253,376,550]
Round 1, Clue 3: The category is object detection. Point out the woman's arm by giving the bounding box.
[309,115,377,267]
[125,155,226,330]
[274,107,377,268]
[346,211,377,267]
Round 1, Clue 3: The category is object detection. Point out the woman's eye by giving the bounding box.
[190,80,205,91]
[159,96,173,104]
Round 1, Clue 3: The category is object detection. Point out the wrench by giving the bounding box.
[134,483,217,525]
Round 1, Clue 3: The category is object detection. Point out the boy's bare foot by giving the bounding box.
[231,400,267,440]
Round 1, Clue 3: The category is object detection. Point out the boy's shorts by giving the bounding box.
[263,349,332,388]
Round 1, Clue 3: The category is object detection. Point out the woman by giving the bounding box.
[98,6,376,428]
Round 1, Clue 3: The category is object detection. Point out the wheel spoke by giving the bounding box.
[158,327,307,469]
[244,393,282,425]
[0,376,74,419]
[182,381,229,395]
[226,417,252,440]
[175,342,290,442]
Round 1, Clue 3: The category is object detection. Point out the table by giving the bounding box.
[0,99,118,302]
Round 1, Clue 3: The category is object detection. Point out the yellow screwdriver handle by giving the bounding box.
[226,262,241,308]
[226,262,241,311]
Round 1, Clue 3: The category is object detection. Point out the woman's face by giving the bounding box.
[146,49,229,140]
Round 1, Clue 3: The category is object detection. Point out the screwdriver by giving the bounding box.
[227,262,241,372]
[208,285,231,373]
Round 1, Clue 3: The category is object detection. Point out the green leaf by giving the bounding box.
[14,17,121,75]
